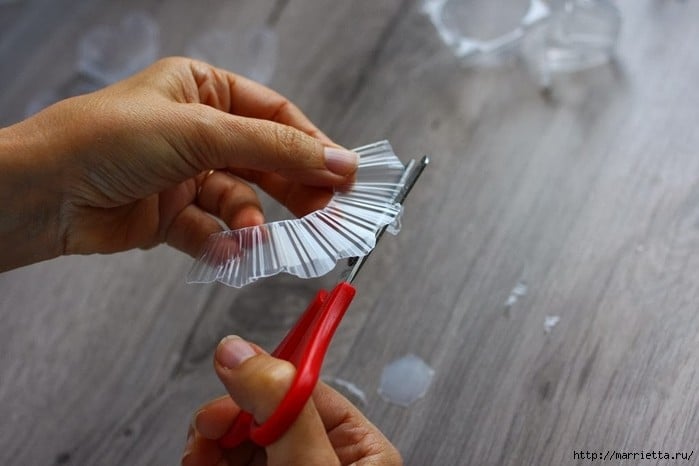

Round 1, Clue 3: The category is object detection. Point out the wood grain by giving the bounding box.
[2,0,699,464]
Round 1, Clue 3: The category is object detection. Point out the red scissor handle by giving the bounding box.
[218,281,357,448]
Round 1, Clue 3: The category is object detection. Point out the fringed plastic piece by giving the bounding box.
[187,140,406,287]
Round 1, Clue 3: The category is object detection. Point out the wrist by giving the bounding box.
[0,121,65,271]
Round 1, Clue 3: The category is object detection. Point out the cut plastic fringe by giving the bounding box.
[186,140,406,287]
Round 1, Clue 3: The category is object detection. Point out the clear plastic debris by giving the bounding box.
[77,11,160,85]
[424,0,620,83]
[378,354,434,407]
[522,0,621,86]
[386,205,404,235]
[505,280,528,308]
[544,315,560,333]
[185,26,278,85]
[322,376,367,406]
[423,0,551,66]
[187,141,406,288]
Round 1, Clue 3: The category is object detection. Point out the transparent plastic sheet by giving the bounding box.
[187,140,406,287]
[422,0,551,65]
[423,0,621,85]
[522,0,621,87]
[322,376,368,406]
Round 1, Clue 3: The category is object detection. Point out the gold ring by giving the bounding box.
[197,169,216,196]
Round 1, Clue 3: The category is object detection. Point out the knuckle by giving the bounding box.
[154,56,188,70]
[244,357,297,421]
[255,358,296,389]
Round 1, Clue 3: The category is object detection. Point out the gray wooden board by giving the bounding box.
[2,0,699,464]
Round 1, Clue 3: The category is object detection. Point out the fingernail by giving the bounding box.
[216,335,256,369]
[181,431,194,465]
[324,147,359,176]
[185,429,194,450]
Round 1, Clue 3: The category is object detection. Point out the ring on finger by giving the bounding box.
[197,169,217,196]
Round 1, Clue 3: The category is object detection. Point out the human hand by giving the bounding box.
[0,57,358,271]
[182,336,403,466]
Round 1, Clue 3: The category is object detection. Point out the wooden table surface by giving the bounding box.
[2,1,698,464]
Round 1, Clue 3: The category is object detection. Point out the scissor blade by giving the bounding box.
[341,155,429,284]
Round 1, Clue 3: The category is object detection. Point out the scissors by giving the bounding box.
[219,155,429,449]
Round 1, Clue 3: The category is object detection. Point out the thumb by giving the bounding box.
[176,105,359,185]
[214,335,340,466]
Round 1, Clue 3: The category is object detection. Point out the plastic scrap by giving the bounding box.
[378,354,434,407]
[423,0,550,65]
[322,376,367,406]
[505,280,528,308]
[187,140,406,287]
[544,315,560,333]
[423,0,621,85]
[522,0,621,86]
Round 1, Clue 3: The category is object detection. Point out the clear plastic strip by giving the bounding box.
[186,140,406,287]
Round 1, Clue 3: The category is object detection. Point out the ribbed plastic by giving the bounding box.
[186,140,406,287]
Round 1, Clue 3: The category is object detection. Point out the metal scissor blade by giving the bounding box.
[340,155,430,284]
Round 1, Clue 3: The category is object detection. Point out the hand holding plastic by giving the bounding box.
[187,141,405,287]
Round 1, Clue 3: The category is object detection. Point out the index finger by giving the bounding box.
[312,382,403,465]
[228,76,334,145]
[194,395,241,439]
[187,59,335,145]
